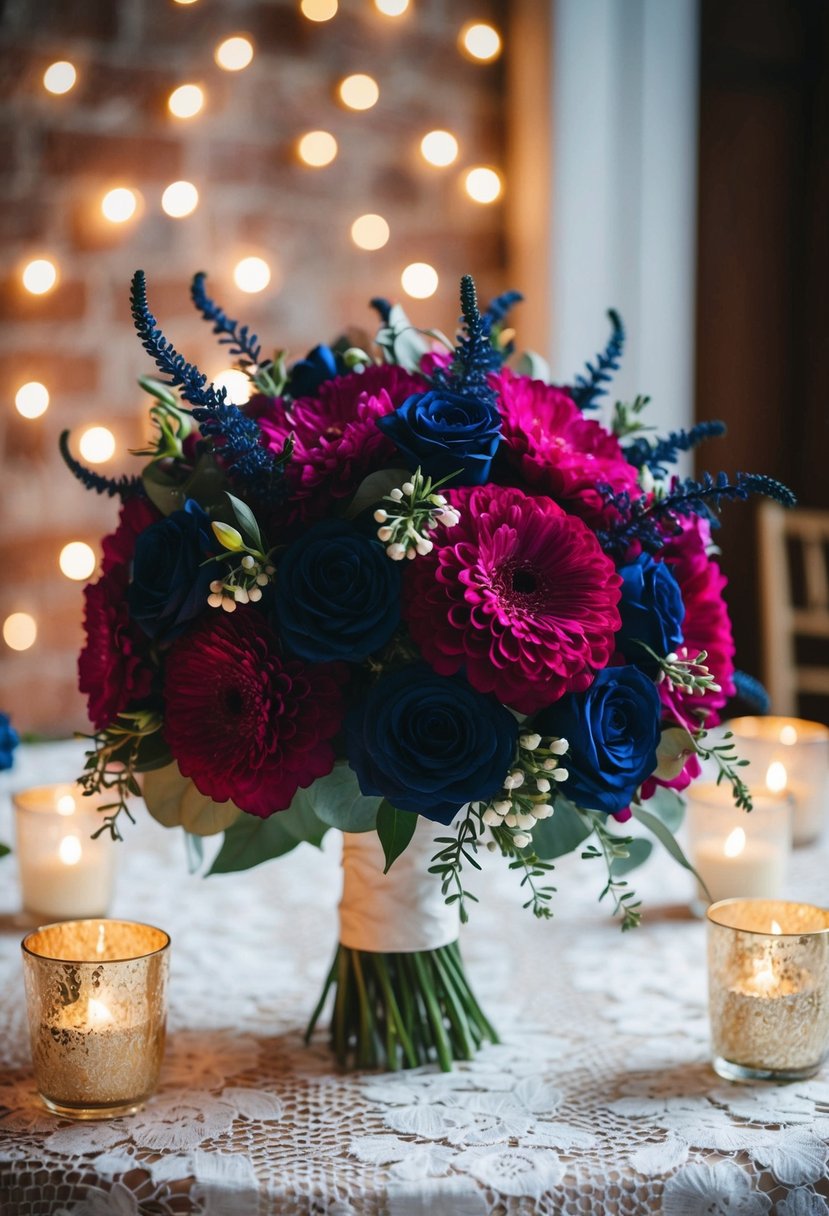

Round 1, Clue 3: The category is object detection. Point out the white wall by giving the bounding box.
[509,0,699,441]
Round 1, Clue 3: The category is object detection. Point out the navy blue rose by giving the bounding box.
[376,388,502,485]
[616,554,684,670]
[535,667,662,815]
[287,344,344,399]
[274,520,401,662]
[128,500,220,642]
[346,663,519,823]
[0,712,19,771]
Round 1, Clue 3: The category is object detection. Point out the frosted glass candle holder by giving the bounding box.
[686,781,792,915]
[13,783,117,922]
[726,717,829,846]
[707,898,829,1082]
[21,919,170,1119]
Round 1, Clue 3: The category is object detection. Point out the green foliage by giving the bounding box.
[644,786,685,832]
[581,814,642,930]
[374,303,433,372]
[530,796,593,859]
[345,469,410,521]
[376,801,418,873]
[428,808,482,924]
[632,804,709,901]
[308,764,381,833]
[78,711,165,841]
[695,729,753,811]
[142,762,242,836]
[0,843,10,859]
[208,793,328,875]
[611,394,653,439]
[609,837,653,877]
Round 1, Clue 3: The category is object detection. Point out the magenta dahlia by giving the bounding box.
[101,497,161,575]
[493,370,640,525]
[78,565,155,731]
[254,365,425,521]
[404,484,622,714]
[658,516,736,728]
[163,609,344,818]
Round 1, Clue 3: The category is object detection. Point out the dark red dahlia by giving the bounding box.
[163,609,344,817]
[101,497,161,575]
[493,370,640,525]
[404,484,622,715]
[658,516,736,728]
[255,365,425,522]
[78,565,155,731]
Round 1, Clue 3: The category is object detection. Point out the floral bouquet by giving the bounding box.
[64,271,793,1071]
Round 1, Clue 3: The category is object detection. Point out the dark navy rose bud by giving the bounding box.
[128,500,220,642]
[534,666,662,815]
[346,663,519,823]
[616,554,684,670]
[287,344,343,399]
[0,712,19,771]
[274,519,401,662]
[376,388,502,485]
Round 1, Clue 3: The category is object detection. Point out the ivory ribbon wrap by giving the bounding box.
[339,820,459,953]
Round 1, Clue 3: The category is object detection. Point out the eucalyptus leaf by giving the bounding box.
[142,763,241,836]
[309,764,381,832]
[180,782,242,837]
[345,469,409,521]
[642,786,685,833]
[632,805,709,898]
[530,797,593,859]
[378,304,431,373]
[514,351,552,382]
[610,837,653,877]
[184,832,204,874]
[376,800,417,873]
[207,794,328,876]
[142,464,185,516]
[225,491,264,551]
[654,726,697,781]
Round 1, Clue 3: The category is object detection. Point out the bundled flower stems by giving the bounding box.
[65,271,795,1069]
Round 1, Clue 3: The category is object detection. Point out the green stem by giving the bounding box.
[443,942,499,1044]
[432,949,476,1060]
[304,951,338,1045]
[374,955,418,1069]
[351,950,376,1068]
[411,951,453,1072]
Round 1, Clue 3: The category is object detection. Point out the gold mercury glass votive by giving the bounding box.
[21,919,170,1119]
[707,898,829,1082]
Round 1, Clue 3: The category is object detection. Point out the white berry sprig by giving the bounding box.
[479,732,570,849]
[374,467,461,561]
[207,521,276,613]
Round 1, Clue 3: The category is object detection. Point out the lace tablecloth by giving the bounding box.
[2,742,829,1216]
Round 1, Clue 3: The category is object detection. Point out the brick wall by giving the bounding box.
[0,0,508,735]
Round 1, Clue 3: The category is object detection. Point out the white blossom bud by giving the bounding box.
[248,587,263,603]
[551,767,569,783]
[709,683,722,693]
[535,777,551,793]
[389,488,404,501]
[241,555,255,569]
[666,652,679,664]
[482,807,501,827]
[265,565,275,575]
[513,832,531,848]
[516,812,536,829]
[638,464,655,494]
[234,587,249,604]
[256,573,270,586]
[493,799,511,815]
[508,770,525,789]
[505,813,518,828]
[406,547,416,560]
[377,526,393,541]
[430,493,447,507]
[207,592,223,608]
[520,733,541,751]
[209,579,224,594]
[415,538,433,556]
[550,738,569,755]
[373,508,388,522]
[387,543,406,560]
[221,597,237,613]
[486,840,498,853]
[542,757,557,770]
[402,481,415,496]
[533,803,554,819]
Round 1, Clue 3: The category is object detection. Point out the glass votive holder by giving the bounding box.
[13,783,117,922]
[707,898,829,1082]
[21,919,170,1119]
[686,781,792,915]
[726,717,829,846]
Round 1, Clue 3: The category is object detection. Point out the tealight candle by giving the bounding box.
[686,781,792,913]
[21,919,170,1118]
[726,717,829,846]
[13,784,117,921]
[707,898,829,1081]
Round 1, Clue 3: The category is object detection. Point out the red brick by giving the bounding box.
[0,352,98,397]
[0,279,88,323]
[42,131,183,181]
[0,198,52,243]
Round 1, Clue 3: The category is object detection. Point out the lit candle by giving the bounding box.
[707,899,829,1082]
[727,716,829,846]
[13,784,117,920]
[687,781,792,911]
[21,919,170,1118]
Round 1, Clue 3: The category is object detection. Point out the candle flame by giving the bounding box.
[766,760,788,793]
[780,724,799,746]
[751,954,777,995]
[56,794,75,816]
[87,997,113,1025]
[58,835,82,866]
[723,826,746,858]
[771,920,782,934]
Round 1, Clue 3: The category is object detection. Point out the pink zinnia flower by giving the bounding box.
[164,609,344,818]
[78,565,154,731]
[658,516,736,729]
[254,365,425,521]
[404,485,622,714]
[101,497,161,574]
[494,370,639,525]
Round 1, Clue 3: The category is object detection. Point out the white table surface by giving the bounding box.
[1,741,828,1216]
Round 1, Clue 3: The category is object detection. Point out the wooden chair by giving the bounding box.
[758,501,829,714]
